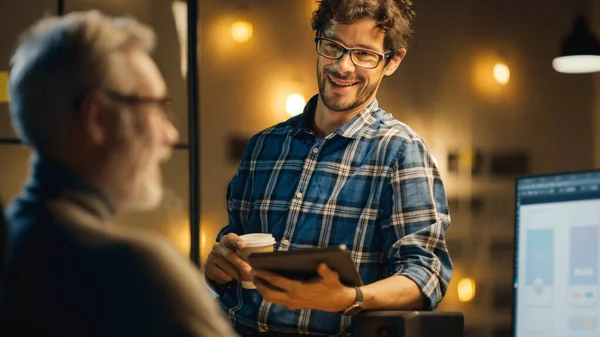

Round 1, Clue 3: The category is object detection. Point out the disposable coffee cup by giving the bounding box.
[237,233,276,289]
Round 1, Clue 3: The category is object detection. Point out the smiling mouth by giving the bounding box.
[328,75,358,88]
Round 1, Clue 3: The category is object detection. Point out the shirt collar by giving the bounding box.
[292,94,380,140]
[24,155,116,222]
[291,94,319,138]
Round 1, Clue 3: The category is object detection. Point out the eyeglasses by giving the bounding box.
[104,90,176,122]
[315,36,393,69]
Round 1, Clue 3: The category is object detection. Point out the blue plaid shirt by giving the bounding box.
[215,95,453,336]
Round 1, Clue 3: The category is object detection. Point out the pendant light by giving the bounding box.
[552,4,600,74]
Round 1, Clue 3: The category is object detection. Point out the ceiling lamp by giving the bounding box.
[552,16,600,74]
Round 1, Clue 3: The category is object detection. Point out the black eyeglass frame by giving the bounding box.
[314,36,394,69]
[103,89,176,122]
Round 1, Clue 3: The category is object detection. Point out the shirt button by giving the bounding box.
[296,192,303,199]
[312,147,319,154]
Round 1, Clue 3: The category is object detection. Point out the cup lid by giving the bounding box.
[239,233,276,247]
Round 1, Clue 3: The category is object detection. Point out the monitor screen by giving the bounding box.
[514,170,600,337]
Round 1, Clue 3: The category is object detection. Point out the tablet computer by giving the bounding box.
[247,244,363,287]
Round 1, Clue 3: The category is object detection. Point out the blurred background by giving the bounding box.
[2,1,600,336]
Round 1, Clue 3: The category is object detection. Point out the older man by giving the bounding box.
[0,11,236,337]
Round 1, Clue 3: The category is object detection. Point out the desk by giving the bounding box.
[351,310,464,337]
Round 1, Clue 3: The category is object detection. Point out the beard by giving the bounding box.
[317,62,380,112]
[103,111,166,212]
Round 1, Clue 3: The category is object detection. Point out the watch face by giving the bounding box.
[343,304,363,316]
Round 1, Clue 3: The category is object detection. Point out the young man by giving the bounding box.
[0,11,237,337]
[205,1,453,335]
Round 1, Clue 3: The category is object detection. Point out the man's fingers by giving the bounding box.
[253,270,295,291]
[254,278,291,304]
[217,234,250,273]
[207,264,234,283]
[223,248,252,275]
[205,255,234,284]
[214,242,251,276]
[213,243,232,258]
[317,263,338,279]
[214,257,241,281]
[221,233,245,250]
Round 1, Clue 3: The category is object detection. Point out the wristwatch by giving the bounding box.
[342,286,364,316]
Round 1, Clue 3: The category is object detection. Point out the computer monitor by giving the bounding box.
[514,170,600,337]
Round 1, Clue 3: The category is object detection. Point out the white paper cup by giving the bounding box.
[237,233,276,289]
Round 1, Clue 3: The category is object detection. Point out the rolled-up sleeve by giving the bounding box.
[380,139,453,310]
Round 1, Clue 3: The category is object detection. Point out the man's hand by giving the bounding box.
[252,263,356,312]
[205,233,252,285]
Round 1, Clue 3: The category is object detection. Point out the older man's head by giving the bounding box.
[9,11,179,212]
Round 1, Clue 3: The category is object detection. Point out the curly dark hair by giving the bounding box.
[311,0,416,55]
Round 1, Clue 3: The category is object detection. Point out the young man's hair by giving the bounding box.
[312,0,416,54]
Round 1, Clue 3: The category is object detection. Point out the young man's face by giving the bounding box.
[316,19,405,113]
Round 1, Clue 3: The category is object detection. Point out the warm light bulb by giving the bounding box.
[231,21,253,43]
[457,278,476,302]
[552,55,600,74]
[286,93,306,116]
[493,63,510,85]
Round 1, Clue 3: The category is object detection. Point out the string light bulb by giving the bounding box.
[457,277,476,302]
[231,20,253,43]
[493,63,510,85]
[285,93,306,116]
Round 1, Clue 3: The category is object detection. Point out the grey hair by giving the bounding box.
[8,10,156,152]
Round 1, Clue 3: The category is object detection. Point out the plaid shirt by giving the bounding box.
[215,94,453,336]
